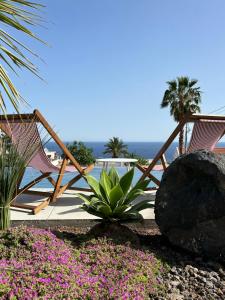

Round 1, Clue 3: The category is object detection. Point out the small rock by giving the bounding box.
[170,267,178,274]
[219,268,225,277]
[168,293,184,300]
[205,281,214,289]
[198,276,207,284]
[171,281,180,287]
[198,270,206,276]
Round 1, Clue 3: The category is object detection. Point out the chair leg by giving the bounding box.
[11,198,50,215]
[58,163,94,196]
[32,199,50,214]
[51,158,68,203]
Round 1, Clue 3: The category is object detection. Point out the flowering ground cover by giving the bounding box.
[0,226,165,299]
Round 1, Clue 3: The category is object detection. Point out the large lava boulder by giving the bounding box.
[155,150,225,258]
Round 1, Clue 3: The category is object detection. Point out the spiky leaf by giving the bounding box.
[119,168,134,195]
[109,184,124,210]
[108,167,119,186]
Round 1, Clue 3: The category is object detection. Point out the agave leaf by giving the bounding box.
[119,168,134,195]
[99,170,112,197]
[76,193,91,205]
[89,197,103,207]
[85,175,101,196]
[124,189,145,204]
[127,199,154,213]
[99,183,110,204]
[112,204,129,215]
[97,203,112,217]
[109,184,124,210]
[120,211,143,221]
[81,204,105,219]
[132,179,150,191]
[108,167,119,186]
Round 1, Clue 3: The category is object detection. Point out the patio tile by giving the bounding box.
[10,190,156,220]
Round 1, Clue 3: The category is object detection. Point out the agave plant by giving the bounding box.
[77,168,154,221]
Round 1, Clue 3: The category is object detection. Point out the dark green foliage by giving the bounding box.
[0,131,42,230]
[77,167,154,222]
[66,141,95,165]
[161,76,201,122]
[126,152,148,165]
[161,76,202,153]
[103,137,128,158]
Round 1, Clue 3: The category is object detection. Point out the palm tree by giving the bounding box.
[161,76,202,154]
[0,0,44,113]
[103,137,128,158]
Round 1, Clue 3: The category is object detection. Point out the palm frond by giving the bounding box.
[0,0,45,113]
[189,79,198,87]
[0,65,24,113]
[166,80,177,90]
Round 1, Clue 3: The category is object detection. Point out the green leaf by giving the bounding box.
[99,169,112,197]
[120,211,143,221]
[108,167,119,186]
[89,197,103,207]
[0,0,46,113]
[112,205,129,215]
[132,179,150,191]
[97,203,112,217]
[128,199,154,212]
[109,184,124,209]
[76,193,91,205]
[125,189,145,204]
[86,175,101,196]
[99,183,110,204]
[119,168,134,195]
[81,205,105,219]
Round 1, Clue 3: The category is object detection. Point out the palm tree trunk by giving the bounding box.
[179,128,184,155]
[184,123,188,152]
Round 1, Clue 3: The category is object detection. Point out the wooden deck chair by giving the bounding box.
[138,114,225,188]
[0,110,94,214]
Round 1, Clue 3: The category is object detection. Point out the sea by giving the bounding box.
[46,141,179,160]
[21,141,225,189]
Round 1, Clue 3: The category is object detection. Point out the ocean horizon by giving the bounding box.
[45,141,225,161]
[46,141,179,161]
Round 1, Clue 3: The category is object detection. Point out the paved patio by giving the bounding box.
[11,189,156,220]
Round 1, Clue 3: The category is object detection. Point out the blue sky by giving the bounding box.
[8,0,225,141]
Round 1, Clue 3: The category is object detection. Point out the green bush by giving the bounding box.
[0,133,42,230]
[126,152,148,165]
[77,167,153,221]
[66,141,95,165]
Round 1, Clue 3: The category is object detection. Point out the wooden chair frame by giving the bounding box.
[138,114,225,188]
[0,109,94,214]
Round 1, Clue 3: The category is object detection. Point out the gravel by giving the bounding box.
[161,262,225,300]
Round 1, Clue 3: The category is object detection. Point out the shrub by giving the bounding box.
[65,141,95,165]
[0,129,43,230]
[0,226,164,299]
[77,167,153,221]
[126,152,148,165]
